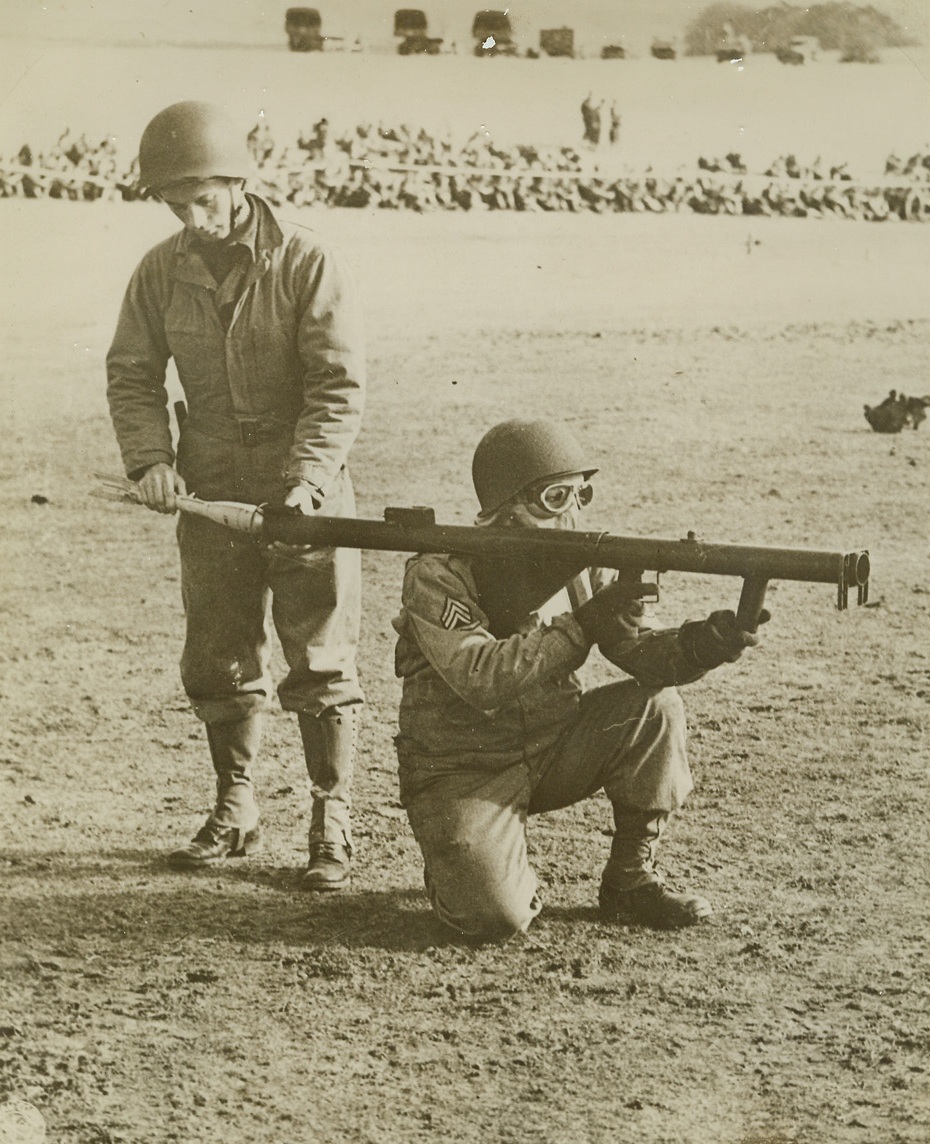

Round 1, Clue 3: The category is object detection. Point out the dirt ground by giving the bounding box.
[1,200,929,1144]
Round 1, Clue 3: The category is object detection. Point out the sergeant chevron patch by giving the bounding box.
[441,597,474,630]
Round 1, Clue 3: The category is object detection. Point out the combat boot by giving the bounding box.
[168,716,263,870]
[297,706,358,891]
[599,808,712,929]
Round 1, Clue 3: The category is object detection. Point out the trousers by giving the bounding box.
[177,467,363,724]
[398,682,691,940]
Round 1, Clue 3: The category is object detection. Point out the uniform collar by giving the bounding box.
[174,193,282,286]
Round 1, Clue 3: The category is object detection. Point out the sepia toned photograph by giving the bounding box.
[1,1,929,1140]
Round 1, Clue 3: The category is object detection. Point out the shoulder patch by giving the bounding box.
[441,596,475,631]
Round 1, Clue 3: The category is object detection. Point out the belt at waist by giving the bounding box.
[185,411,294,447]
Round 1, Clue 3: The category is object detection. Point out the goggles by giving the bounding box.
[524,478,594,516]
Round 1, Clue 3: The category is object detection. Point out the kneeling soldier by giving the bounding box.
[392,418,765,941]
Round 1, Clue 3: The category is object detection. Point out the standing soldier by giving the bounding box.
[392,419,766,941]
[106,101,365,890]
[246,118,275,167]
[580,93,597,145]
[608,101,622,147]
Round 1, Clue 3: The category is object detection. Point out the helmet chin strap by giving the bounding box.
[229,183,247,227]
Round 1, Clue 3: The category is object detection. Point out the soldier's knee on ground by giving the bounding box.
[424,852,539,942]
[430,886,538,943]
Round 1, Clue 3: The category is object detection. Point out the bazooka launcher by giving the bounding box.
[95,477,871,631]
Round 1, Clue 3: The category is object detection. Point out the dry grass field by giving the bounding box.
[2,38,930,1144]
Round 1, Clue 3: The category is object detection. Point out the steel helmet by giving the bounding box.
[138,101,250,193]
[472,419,598,513]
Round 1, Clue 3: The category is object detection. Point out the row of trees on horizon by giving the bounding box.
[684,2,916,59]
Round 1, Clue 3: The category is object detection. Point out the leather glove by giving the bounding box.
[679,608,770,670]
[574,579,658,645]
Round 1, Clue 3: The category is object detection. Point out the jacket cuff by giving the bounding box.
[285,463,331,497]
[125,450,175,481]
[283,476,324,508]
[551,615,594,668]
[677,621,712,671]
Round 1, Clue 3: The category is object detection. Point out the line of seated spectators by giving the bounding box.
[0,130,137,201]
[3,122,930,222]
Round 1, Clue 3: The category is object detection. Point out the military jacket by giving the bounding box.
[393,552,707,767]
[106,194,364,502]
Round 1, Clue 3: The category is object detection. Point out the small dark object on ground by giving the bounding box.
[863,389,930,433]
[904,394,930,429]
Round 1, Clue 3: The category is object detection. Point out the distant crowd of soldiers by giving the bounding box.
[0,130,132,201]
[3,123,930,223]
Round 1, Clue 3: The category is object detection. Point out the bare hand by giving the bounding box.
[282,484,321,515]
[137,463,186,514]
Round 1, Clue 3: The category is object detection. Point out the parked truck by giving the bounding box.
[394,8,443,54]
[285,8,324,51]
[472,9,518,56]
[540,27,574,58]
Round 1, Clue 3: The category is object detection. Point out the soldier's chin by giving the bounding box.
[535,511,577,531]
